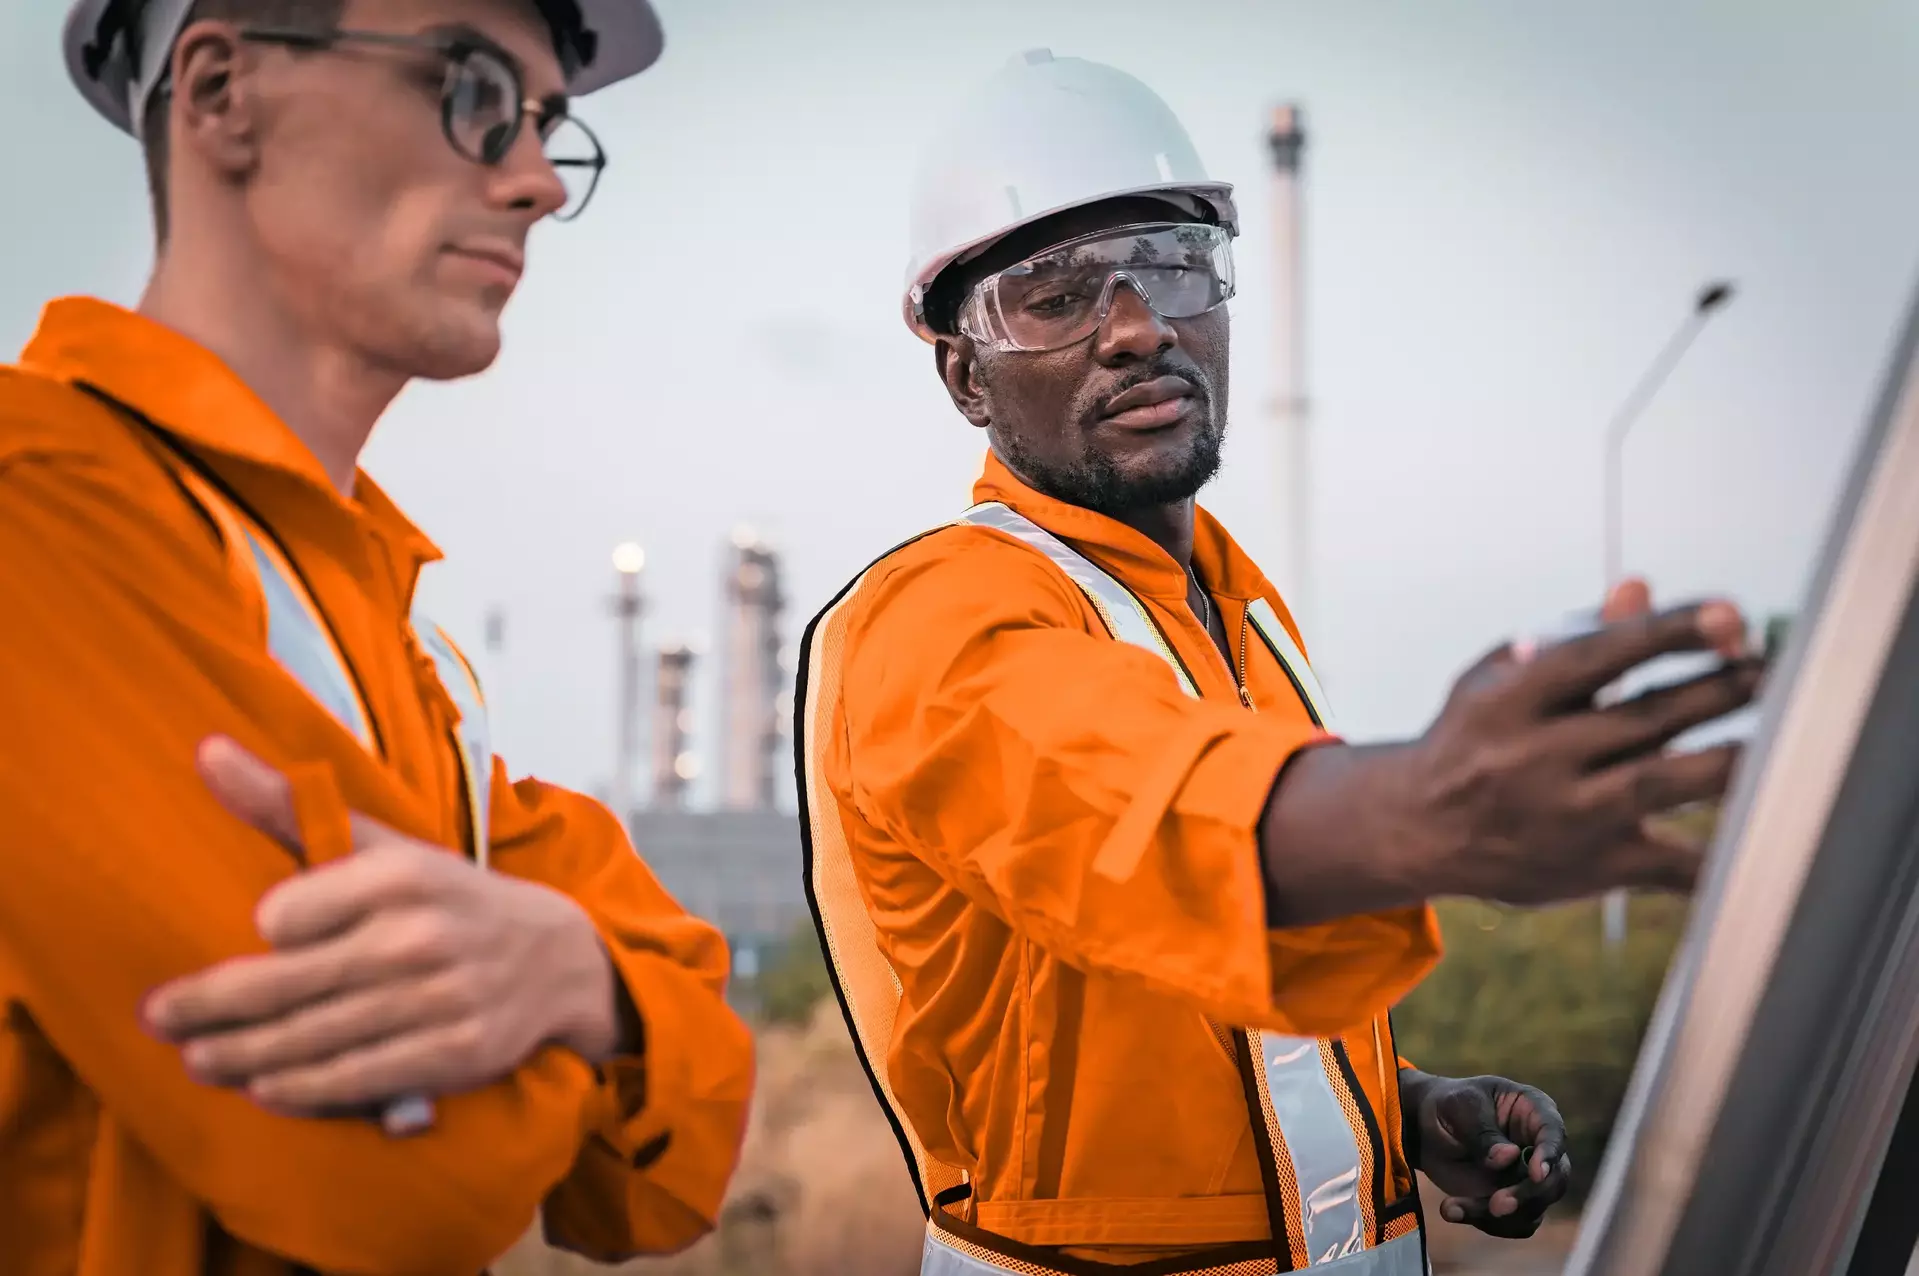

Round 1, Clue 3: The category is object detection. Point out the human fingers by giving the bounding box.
[1563,659,1766,763]
[1442,1083,1524,1171]
[146,943,355,1042]
[150,894,468,1040]
[177,971,469,1087]
[1600,577,1653,623]
[1581,742,1744,823]
[247,1016,504,1111]
[1493,1087,1568,1185]
[197,736,307,856]
[1522,601,1748,711]
[1441,1192,1548,1239]
[256,841,460,949]
[1493,1152,1574,1220]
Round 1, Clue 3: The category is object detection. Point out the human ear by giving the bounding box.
[171,23,263,181]
[935,336,992,431]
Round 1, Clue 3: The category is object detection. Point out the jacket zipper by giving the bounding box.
[1233,607,1255,710]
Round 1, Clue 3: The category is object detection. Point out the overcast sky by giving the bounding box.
[4,0,1915,807]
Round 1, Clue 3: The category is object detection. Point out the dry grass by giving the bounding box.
[493,1000,923,1276]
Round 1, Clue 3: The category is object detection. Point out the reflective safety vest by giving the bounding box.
[164,445,494,867]
[797,502,1429,1276]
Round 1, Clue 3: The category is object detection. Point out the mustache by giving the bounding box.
[1084,359,1215,422]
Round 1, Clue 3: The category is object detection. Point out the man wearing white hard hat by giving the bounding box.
[797,50,1761,1275]
[0,2,752,1273]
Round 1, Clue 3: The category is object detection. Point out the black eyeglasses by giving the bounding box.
[239,27,607,221]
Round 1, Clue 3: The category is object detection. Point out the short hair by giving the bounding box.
[136,0,346,245]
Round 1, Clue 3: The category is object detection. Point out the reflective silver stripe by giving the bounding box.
[960,502,1199,697]
[1313,1231,1425,1276]
[414,611,494,869]
[239,525,493,866]
[240,528,374,749]
[920,1222,1427,1275]
[948,502,1388,1272]
[1246,597,1336,731]
[1263,1036,1368,1264]
[920,1228,1012,1276]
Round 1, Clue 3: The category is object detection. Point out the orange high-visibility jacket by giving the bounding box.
[799,454,1443,1273]
[0,298,754,1276]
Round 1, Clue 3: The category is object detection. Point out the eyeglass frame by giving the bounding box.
[234,25,608,222]
[955,220,1238,354]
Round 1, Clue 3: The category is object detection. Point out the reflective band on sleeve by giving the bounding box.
[960,503,1200,698]
[1261,1037,1367,1264]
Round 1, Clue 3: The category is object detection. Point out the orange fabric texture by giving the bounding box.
[819,453,1441,1259]
[0,299,753,1276]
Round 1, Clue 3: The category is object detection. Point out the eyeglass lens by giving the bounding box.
[440,46,602,219]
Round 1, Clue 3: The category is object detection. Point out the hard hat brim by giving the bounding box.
[63,0,664,137]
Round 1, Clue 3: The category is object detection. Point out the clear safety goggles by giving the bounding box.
[957,222,1236,353]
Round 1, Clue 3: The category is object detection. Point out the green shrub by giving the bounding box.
[1393,890,1695,1200]
[751,919,835,1026]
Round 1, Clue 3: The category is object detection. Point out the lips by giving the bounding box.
[445,242,525,286]
[1100,375,1199,429]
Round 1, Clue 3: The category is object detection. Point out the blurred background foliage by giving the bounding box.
[1393,803,1716,1197]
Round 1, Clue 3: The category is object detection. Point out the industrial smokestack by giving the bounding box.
[721,528,785,810]
[1267,104,1312,624]
[608,542,646,822]
[652,642,698,811]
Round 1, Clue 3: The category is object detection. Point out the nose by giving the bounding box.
[1092,275,1177,364]
[485,122,569,222]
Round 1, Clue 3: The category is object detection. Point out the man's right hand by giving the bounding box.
[1259,592,1765,924]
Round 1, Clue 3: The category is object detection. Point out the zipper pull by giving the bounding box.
[1239,685,1255,710]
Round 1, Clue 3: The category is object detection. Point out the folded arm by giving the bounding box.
[0,453,604,1275]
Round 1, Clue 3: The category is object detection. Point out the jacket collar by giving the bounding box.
[970,450,1275,604]
[18,296,441,571]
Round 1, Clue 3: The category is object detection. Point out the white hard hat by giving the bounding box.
[63,0,664,138]
[903,48,1238,342]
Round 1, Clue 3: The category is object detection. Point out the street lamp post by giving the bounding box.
[610,542,646,823]
[1599,280,1736,950]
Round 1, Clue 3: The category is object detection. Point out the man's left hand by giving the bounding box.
[1403,1069,1572,1238]
[143,737,625,1117]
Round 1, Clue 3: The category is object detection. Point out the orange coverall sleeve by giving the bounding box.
[487,770,754,1259]
[3,453,642,1275]
[836,532,1438,1037]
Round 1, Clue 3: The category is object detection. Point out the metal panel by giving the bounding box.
[1566,274,1919,1276]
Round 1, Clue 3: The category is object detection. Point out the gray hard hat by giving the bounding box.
[63,0,664,137]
